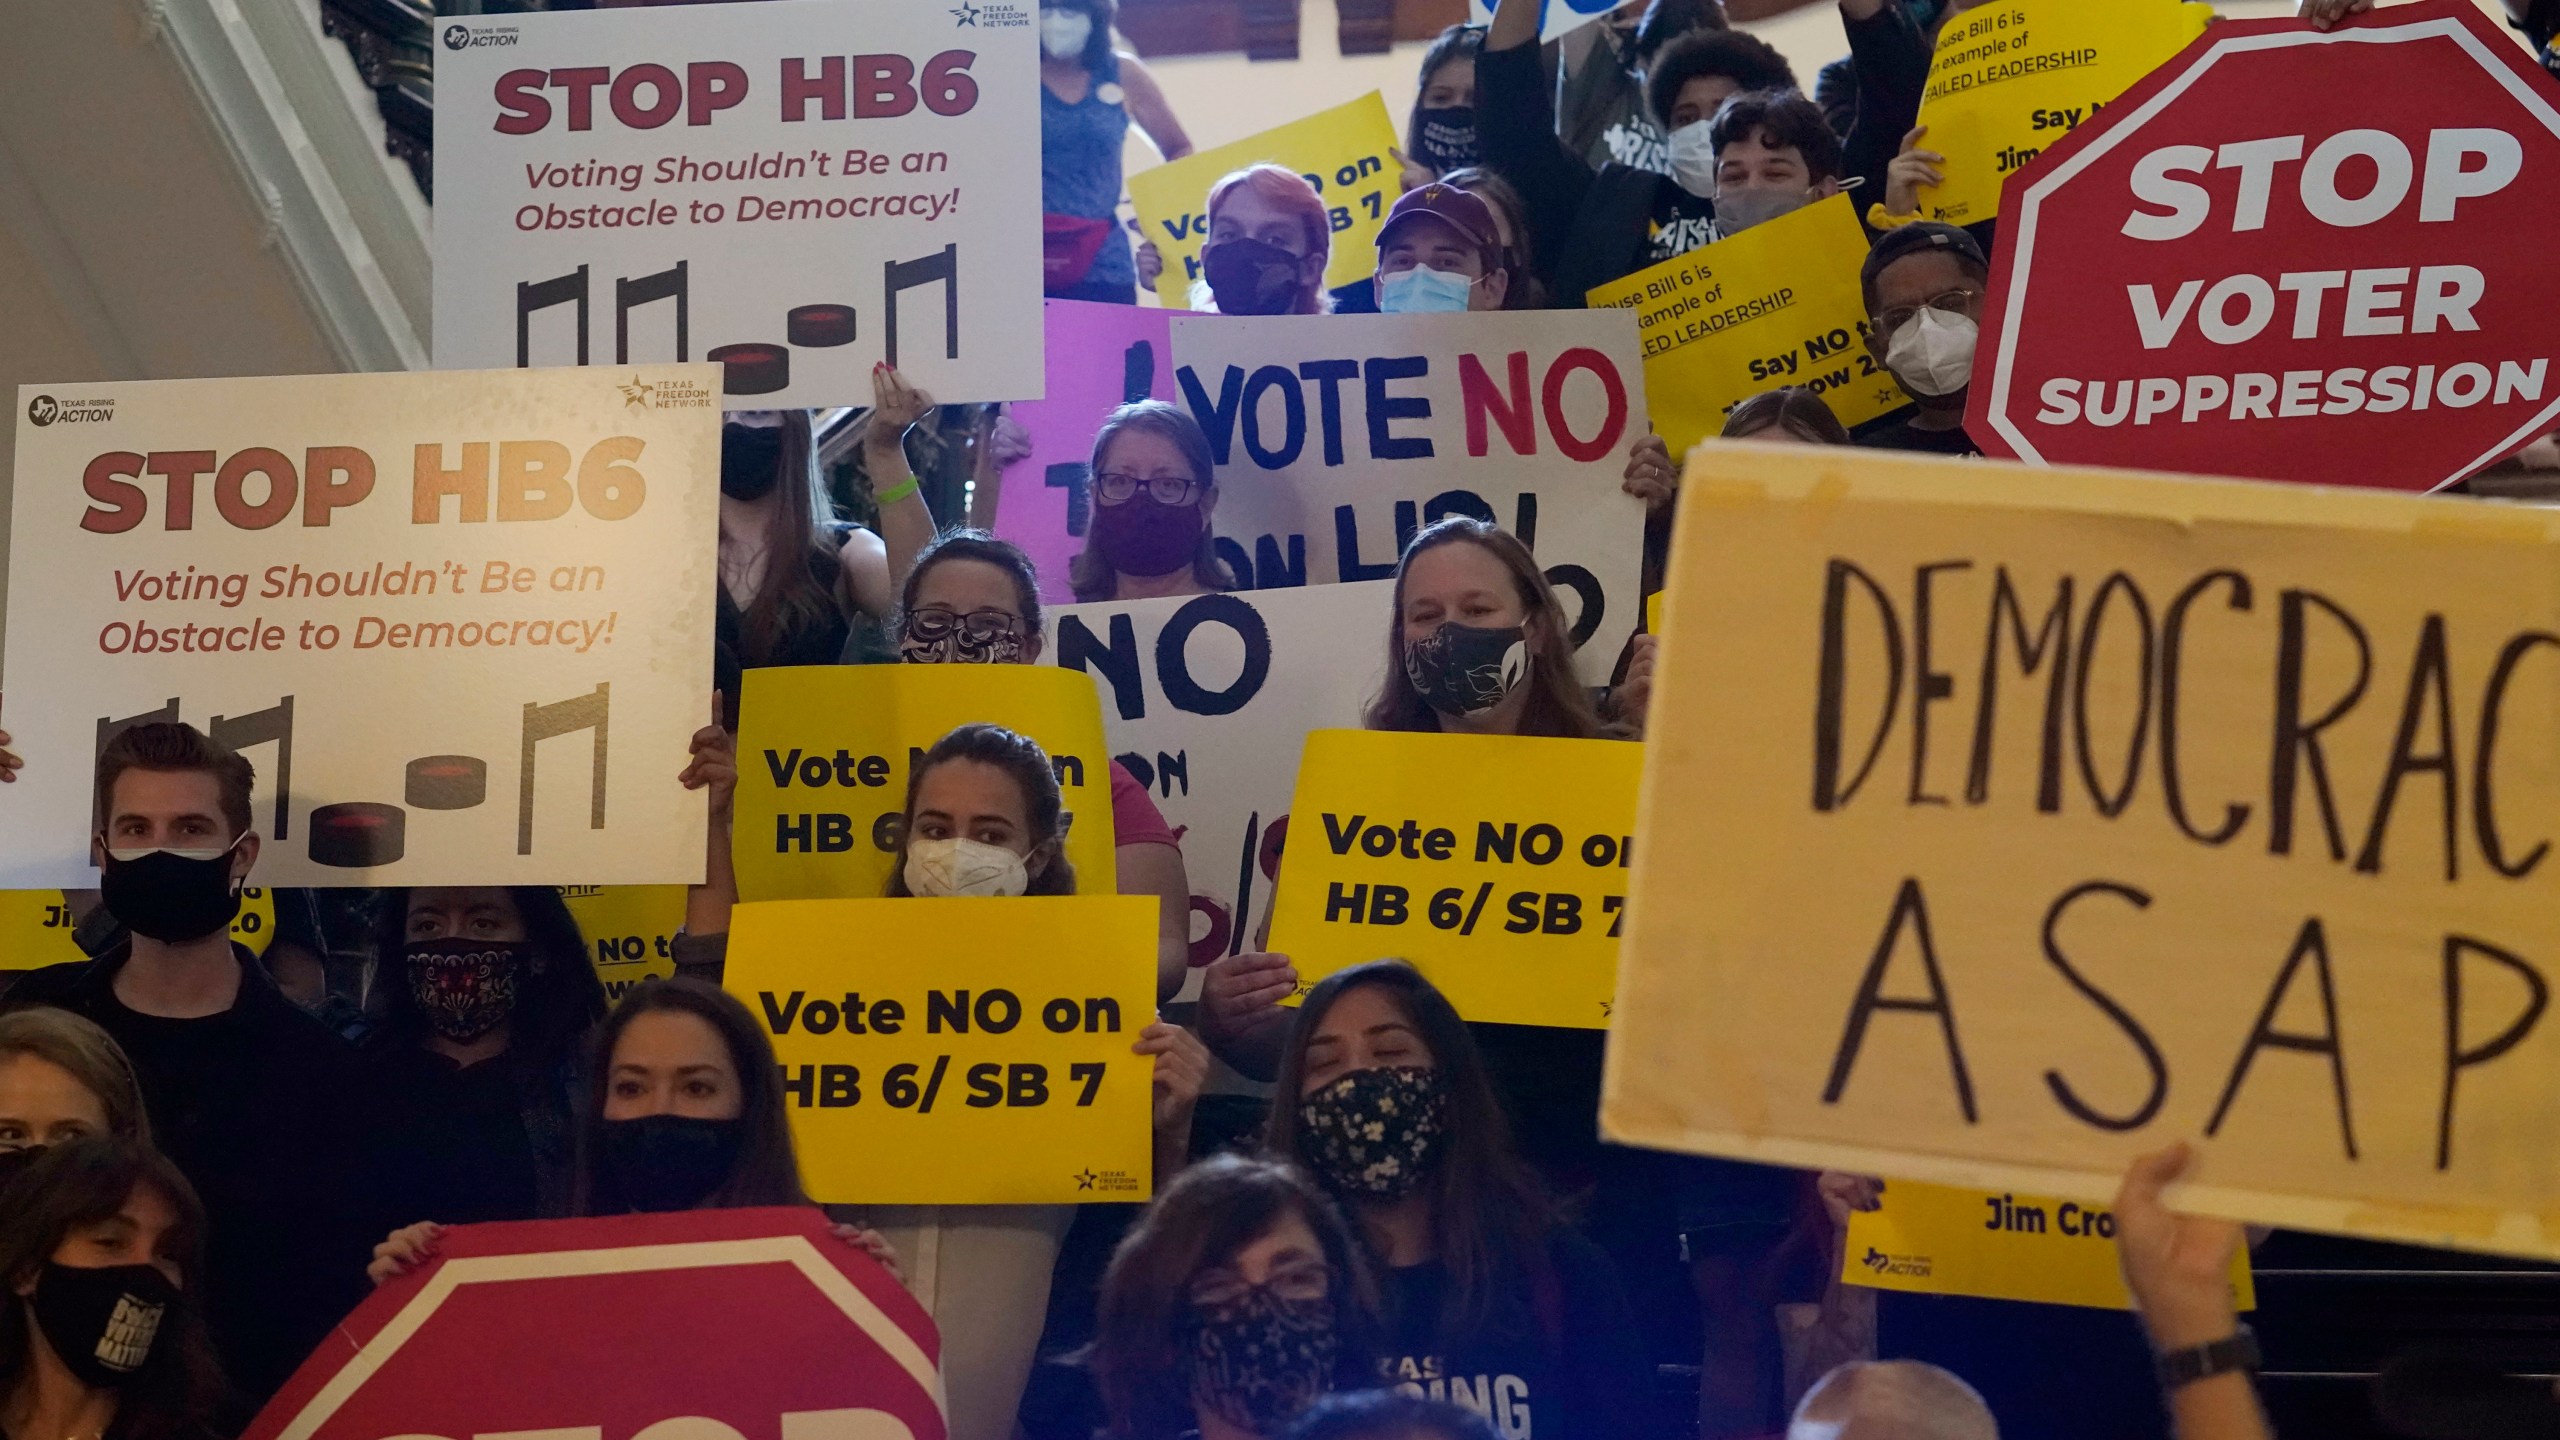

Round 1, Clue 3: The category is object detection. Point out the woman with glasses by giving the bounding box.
[1068,401,1237,604]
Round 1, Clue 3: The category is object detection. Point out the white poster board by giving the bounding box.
[1047,582,1390,994]
[1,367,720,887]
[1167,311,1647,684]
[432,0,1042,409]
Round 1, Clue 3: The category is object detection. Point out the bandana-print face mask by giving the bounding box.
[1182,1283,1339,1432]
[898,607,1028,665]
[1295,1064,1450,1200]
[1403,621,1528,718]
[402,939,527,1042]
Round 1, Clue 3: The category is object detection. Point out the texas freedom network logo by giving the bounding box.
[962,1,1033,26]
[1073,1166,1143,1195]
[616,373,715,410]
[443,23,519,50]
[26,394,114,427]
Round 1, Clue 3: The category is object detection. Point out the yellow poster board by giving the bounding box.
[1845,1179,2254,1311]
[1268,730,1639,1029]
[559,885,684,1000]
[732,665,1116,903]
[1604,442,2560,1262]
[725,895,1157,1204]
[1128,93,1401,309]
[0,888,276,969]
[1589,195,1905,450]
[1913,0,2212,225]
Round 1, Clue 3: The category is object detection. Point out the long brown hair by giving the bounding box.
[1264,961,1559,1348]
[1723,386,1851,444]
[1361,517,1616,738]
[882,724,1078,897]
[1093,1154,1380,1439]
[0,1137,226,1439]
[730,409,841,664]
[1068,402,1236,603]
[0,1009,151,1146]
[570,978,807,1215]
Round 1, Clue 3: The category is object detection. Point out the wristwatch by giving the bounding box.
[2156,1325,2261,1391]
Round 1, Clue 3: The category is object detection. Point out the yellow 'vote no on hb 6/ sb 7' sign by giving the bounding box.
[726,895,1158,1206]
[1270,730,1640,1029]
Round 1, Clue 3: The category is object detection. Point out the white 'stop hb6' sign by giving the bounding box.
[1971,0,2560,491]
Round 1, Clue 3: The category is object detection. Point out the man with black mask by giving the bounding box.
[3,722,364,1410]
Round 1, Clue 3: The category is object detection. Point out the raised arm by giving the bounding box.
[1118,56,1194,162]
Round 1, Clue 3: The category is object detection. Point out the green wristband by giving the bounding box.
[875,476,921,505]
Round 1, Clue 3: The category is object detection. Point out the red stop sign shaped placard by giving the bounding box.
[245,1209,945,1440]
[1971,0,2560,491]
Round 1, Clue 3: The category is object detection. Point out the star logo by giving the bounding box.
[1073,1168,1098,1191]
[616,374,655,409]
[949,1,979,23]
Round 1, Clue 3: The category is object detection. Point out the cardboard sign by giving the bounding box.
[1603,443,2560,1261]
[0,889,276,967]
[245,1208,944,1440]
[433,0,1041,409]
[1912,0,2209,226]
[1269,730,1638,1029]
[1129,94,1400,310]
[1047,583,1392,991]
[732,665,1117,902]
[1845,1179,2255,1312]
[1169,310,1648,684]
[726,896,1157,1204]
[2,368,718,888]
[559,884,685,999]
[1971,2,2560,490]
[994,301,1177,605]
[1588,195,1904,450]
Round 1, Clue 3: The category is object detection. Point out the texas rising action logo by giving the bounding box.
[27,394,115,427]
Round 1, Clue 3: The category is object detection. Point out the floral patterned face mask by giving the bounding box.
[1294,1064,1450,1200]
[1183,1282,1339,1432]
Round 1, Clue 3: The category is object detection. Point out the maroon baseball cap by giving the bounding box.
[1377,182,1502,255]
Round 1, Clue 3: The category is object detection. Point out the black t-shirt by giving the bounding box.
[362,1045,543,1228]
[1376,1231,1653,1440]
[1855,409,1984,456]
[1645,183,1719,268]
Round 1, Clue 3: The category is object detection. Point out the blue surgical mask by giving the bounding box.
[1377,265,1477,314]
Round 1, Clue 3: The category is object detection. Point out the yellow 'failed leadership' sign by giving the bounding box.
[1606,442,2560,1261]
[1845,1179,2254,1311]
[732,665,1117,903]
[1269,729,1639,1029]
[726,895,1158,1205]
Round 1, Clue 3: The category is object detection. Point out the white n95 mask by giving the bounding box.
[904,837,1031,898]
[1884,307,1979,397]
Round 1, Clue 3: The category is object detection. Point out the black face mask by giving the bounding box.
[1200,237,1305,316]
[720,422,784,501]
[1183,1284,1338,1432]
[1410,106,1481,177]
[1403,621,1530,719]
[600,1114,744,1213]
[97,839,244,944]
[1296,1065,1450,1200]
[403,939,528,1043]
[30,1261,179,1390]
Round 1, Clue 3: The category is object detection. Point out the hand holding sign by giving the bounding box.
[2115,1145,2250,1350]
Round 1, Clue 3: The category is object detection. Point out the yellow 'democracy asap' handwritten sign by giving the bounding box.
[1846,1179,2254,1311]
[732,665,1116,903]
[1129,94,1401,309]
[1604,443,2560,1261]
[1587,195,1904,452]
[559,885,684,999]
[725,896,1157,1205]
[1269,730,1640,1029]
[1,888,276,968]
[1914,0,2211,225]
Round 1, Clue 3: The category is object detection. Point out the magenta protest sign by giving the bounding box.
[994,300,1176,603]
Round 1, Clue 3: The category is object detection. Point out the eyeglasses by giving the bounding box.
[1188,1259,1335,1308]
[903,606,1027,642]
[1876,287,1984,336]
[1094,471,1200,506]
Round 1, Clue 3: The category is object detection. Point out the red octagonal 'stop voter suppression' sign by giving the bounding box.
[1971,0,2560,491]
[243,1209,945,1440]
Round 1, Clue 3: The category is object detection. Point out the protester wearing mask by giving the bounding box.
[1481,0,1788,302]
[1069,401,1237,603]
[1264,963,1650,1439]
[1,723,363,1407]
[1708,90,1847,237]
[0,1137,225,1440]
[1040,0,1192,303]
[1396,25,1484,189]
[1854,222,1988,454]
[1371,183,1509,315]
[357,888,609,1252]
[1095,1154,1380,1440]
[1190,165,1333,317]
[713,406,897,729]
[1432,167,1547,310]
[0,1009,151,1159]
